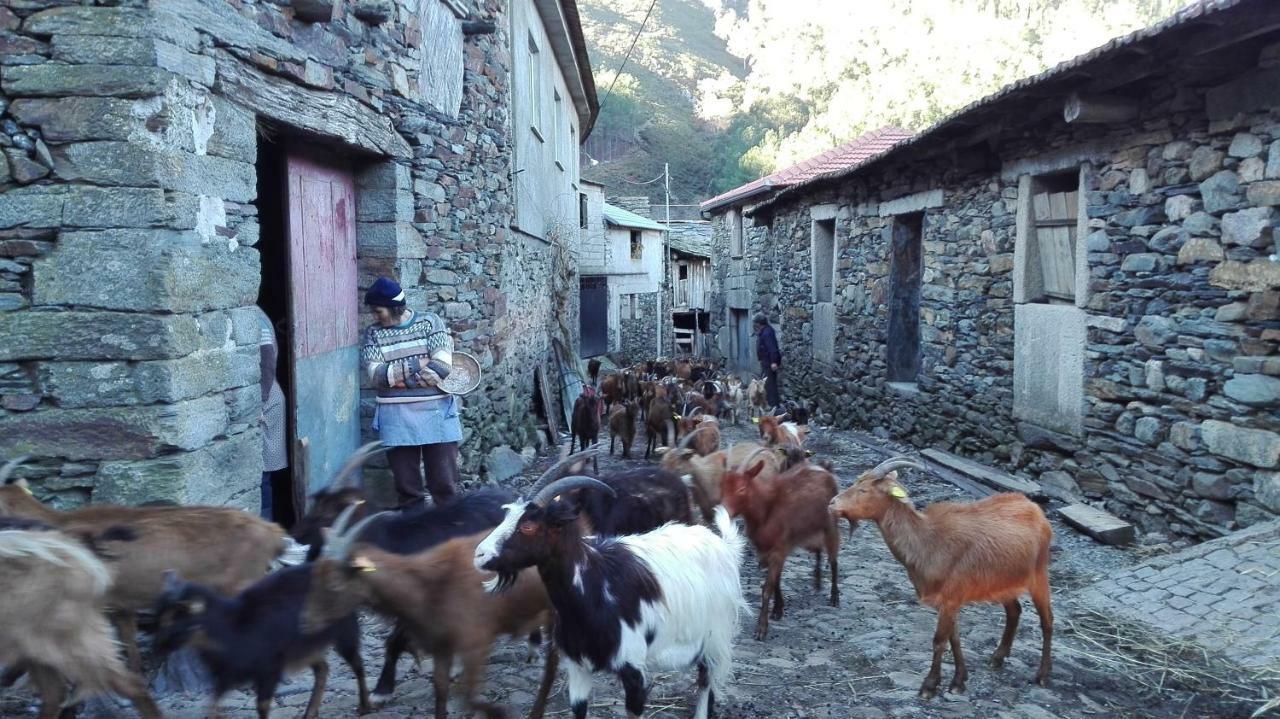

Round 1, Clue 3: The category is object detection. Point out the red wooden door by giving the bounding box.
[286,150,360,493]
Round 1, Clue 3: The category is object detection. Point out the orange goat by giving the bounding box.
[829,456,1052,699]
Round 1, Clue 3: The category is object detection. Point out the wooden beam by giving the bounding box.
[1187,8,1280,57]
[920,448,1047,500]
[1064,92,1140,124]
[1058,503,1135,546]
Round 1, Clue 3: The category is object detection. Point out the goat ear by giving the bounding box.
[747,460,766,478]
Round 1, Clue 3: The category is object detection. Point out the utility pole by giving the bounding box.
[657,162,670,359]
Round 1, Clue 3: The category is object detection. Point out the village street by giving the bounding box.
[20,421,1245,719]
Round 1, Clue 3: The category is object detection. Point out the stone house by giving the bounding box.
[701,127,912,375]
[0,0,597,515]
[666,219,712,357]
[717,0,1280,538]
[576,184,666,362]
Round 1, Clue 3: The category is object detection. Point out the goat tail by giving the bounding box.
[711,505,746,569]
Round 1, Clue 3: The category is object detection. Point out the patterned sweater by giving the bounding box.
[361,310,453,403]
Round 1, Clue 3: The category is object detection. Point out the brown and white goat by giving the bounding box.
[0,527,162,719]
[755,413,808,448]
[746,378,769,419]
[0,457,285,671]
[829,457,1053,698]
[720,451,840,640]
[306,505,558,719]
[724,375,745,425]
[662,442,797,524]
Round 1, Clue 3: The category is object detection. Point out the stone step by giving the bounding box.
[919,448,1046,500]
[1058,503,1136,546]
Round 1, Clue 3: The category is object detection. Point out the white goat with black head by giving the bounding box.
[474,470,747,719]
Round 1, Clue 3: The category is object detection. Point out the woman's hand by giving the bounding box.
[417,367,443,387]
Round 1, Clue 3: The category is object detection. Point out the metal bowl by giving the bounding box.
[440,351,482,395]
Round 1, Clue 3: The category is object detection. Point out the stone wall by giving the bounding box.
[618,291,658,365]
[718,49,1280,538]
[707,209,779,377]
[0,0,580,508]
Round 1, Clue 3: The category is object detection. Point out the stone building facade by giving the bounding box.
[0,0,597,511]
[712,0,1280,538]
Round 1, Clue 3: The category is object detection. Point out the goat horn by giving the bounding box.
[532,475,614,507]
[677,424,713,451]
[869,456,929,478]
[0,456,30,485]
[735,445,774,473]
[328,442,386,490]
[324,505,391,561]
[529,444,604,496]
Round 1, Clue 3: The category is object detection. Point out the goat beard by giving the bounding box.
[483,571,519,594]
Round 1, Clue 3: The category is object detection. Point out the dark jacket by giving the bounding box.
[756,323,781,369]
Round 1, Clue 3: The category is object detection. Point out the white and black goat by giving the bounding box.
[474,474,747,719]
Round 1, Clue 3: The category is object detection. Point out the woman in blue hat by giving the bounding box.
[361,276,462,508]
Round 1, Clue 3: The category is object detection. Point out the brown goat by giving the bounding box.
[306,506,557,719]
[721,451,840,640]
[0,457,285,671]
[600,373,625,411]
[608,400,638,459]
[755,414,808,448]
[645,394,675,460]
[662,443,796,524]
[829,456,1053,698]
[0,528,162,719]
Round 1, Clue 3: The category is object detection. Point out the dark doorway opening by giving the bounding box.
[579,276,608,358]
[730,308,752,373]
[887,212,923,384]
[255,128,297,527]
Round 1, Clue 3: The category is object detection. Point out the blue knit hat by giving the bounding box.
[364,276,406,307]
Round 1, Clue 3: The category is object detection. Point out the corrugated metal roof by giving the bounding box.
[757,0,1250,212]
[603,203,668,231]
[701,126,914,213]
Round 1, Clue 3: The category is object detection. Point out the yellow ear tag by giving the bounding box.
[751,417,760,424]
[351,556,377,573]
[673,414,682,420]
[890,486,908,500]
[20,483,33,496]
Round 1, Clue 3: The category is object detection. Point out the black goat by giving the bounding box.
[153,567,370,719]
[570,387,602,473]
[577,468,695,535]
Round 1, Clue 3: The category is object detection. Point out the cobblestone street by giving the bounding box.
[3,422,1268,719]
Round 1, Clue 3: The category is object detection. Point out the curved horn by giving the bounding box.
[328,442,386,491]
[532,475,615,507]
[323,504,392,561]
[869,456,928,478]
[0,456,29,485]
[529,443,604,496]
[677,423,714,451]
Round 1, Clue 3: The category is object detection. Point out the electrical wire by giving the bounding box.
[598,0,659,114]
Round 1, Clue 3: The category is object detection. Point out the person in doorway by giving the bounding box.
[754,312,783,413]
[255,306,288,521]
[361,276,462,509]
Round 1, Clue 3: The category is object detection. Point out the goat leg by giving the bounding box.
[371,623,412,705]
[756,561,783,640]
[458,646,508,719]
[335,630,372,713]
[811,550,822,591]
[991,599,1022,669]
[948,623,968,694]
[300,660,328,719]
[114,612,143,674]
[826,522,840,608]
[919,606,958,700]
[1031,576,1054,687]
[618,664,647,719]
[431,651,453,719]
[528,635,559,719]
[29,663,66,719]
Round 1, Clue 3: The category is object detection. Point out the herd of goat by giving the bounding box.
[0,356,1054,719]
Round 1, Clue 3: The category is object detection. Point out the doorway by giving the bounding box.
[579,276,608,358]
[887,212,923,384]
[730,308,752,374]
[257,132,363,522]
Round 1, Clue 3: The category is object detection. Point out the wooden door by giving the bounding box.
[887,214,922,383]
[286,150,360,494]
[579,276,608,358]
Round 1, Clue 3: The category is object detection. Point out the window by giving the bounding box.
[552,90,563,168]
[630,230,643,260]
[527,33,543,139]
[811,218,835,303]
[1025,170,1080,303]
[621,294,632,321]
[579,193,588,229]
[729,207,744,257]
[678,264,689,280]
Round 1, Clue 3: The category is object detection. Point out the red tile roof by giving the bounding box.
[701,126,913,213]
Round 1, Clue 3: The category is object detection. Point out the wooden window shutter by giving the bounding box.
[1032,190,1077,301]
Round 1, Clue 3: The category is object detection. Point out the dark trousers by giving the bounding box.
[260,471,273,521]
[764,367,781,409]
[388,442,459,508]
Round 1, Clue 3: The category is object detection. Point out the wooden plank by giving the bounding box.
[1058,503,1135,546]
[1035,227,1065,296]
[920,448,1046,500]
[842,432,994,499]
[1051,225,1075,295]
[1032,192,1052,222]
[1048,191,1071,221]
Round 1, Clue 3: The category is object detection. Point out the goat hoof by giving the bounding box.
[368,692,391,709]
[828,594,840,608]
[918,685,939,701]
[754,627,769,641]
[989,655,1006,670]
[948,678,967,694]
[1034,673,1051,687]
